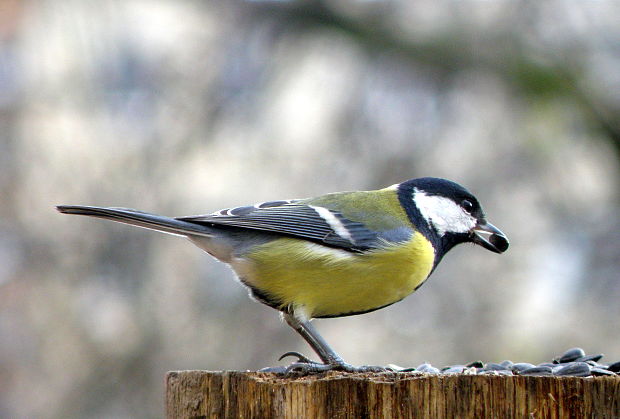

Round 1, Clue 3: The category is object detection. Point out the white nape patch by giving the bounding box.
[309,205,353,241]
[413,188,476,236]
[304,242,353,261]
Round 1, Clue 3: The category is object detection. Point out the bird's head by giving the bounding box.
[398,177,509,259]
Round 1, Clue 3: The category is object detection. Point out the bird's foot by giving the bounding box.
[259,351,392,376]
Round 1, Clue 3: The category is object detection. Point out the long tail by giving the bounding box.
[56,205,214,237]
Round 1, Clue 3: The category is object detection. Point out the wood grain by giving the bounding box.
[166,370,620,418]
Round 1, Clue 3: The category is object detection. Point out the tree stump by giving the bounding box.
[165,370,620,418]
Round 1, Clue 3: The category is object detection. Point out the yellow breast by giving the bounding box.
[241,234,436,319]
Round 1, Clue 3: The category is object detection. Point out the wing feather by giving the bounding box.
[180,201,379,251]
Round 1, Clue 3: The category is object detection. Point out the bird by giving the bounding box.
[57,177,509,374]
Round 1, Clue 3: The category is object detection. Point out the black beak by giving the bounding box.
[472,221,509,253]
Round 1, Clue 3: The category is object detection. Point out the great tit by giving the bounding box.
[57,177,508,374]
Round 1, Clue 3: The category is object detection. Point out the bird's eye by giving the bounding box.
[461,199,474,213]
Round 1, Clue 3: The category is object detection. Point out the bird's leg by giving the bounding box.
[274,312,389,375]
[283,312,346,366]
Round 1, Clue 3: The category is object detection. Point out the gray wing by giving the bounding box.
[179,200,384,251]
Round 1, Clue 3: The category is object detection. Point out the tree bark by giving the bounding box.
[166,370,620,418]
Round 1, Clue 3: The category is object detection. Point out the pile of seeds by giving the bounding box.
[391,348,620,377]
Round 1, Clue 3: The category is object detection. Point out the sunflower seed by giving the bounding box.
[416,363,440,374]
[442,366,466,374]
[537,362,557,368]
[556,347,586,363]
[576,354,603,363]
[606,361,620,373]
[591,368,616,376]
[511,362,535,373]
[519,366,553,376]
[555,362,591,377]
[481,363,509,371]
[466,360,484,368]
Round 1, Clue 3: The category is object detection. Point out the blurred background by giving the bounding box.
[1,0,619,417]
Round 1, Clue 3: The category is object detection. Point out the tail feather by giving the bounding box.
[56,205,214,237]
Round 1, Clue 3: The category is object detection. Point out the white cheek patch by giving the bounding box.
[413,189,476,236]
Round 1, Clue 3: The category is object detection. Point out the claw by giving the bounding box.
[269,350,392,376]
[278,351,314,364]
